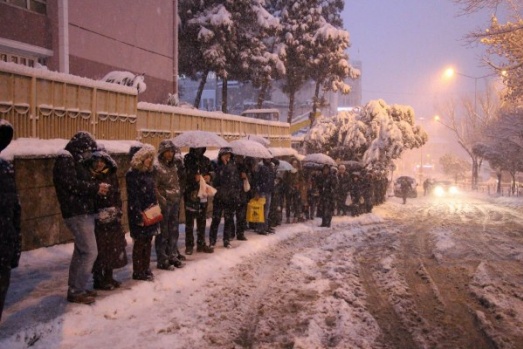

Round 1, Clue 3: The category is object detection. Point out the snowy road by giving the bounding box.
[1,193,522,348]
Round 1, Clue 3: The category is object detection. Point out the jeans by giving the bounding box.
[185,203,208,247]
[64,214,98,294]
[209,198,235,245]
[155,203,180,265]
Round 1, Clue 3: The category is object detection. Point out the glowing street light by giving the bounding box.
[443,67,496,115]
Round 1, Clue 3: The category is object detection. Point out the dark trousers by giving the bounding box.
[235,200,247,236]
[321,199,334,227]
[132,236,152,274]
[0,267,11,321]
[285,190,301,219]
[155,203,180,265]
[209,199,235,245]
[185,203,208,247]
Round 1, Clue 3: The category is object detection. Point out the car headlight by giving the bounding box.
[434,186,445,197]
[449,186,458,195]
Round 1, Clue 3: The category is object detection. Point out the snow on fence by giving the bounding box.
[0,62,291,150]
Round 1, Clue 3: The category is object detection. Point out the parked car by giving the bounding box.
[393,176,418,198]
[431,180,459,197]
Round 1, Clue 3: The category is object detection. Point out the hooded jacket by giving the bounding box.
[126,145,160,238]
[154,140,184,208]
[53,131,100,218]
[0,120,21,269]
[212,149,242,205]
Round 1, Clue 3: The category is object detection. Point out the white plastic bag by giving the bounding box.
[344,193,352,206]
[198,176,217,202]
[243,178,251,192]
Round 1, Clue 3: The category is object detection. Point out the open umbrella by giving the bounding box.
[229,139,273,159]
[241,134,270,147]
[258,159,294,171]
[302,153,337,168]
[172,130,229,148]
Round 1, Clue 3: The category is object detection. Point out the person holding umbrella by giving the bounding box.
[183,147,214,254]
[208,147,242,248]
[318,164,338,227]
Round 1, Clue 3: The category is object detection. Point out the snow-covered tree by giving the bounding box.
[438,153,470,184]
[452,0,523,102]
[473,107,523,193]
[304,99,427,171]
[184,0,279,113]
[436,84,501,189]
[273,0,318,123]
[307,3,360,114]
[179,0,211,108]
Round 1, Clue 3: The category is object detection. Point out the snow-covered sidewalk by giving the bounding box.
[1,217,363,348]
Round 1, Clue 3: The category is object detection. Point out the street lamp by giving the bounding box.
[443,67,496,115]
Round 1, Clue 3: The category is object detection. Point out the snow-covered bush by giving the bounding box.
[304,99,428,170]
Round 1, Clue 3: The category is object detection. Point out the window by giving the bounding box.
[0,51,42,68]
[1,0,47,15]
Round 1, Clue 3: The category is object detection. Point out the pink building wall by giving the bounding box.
[1,0,176,104]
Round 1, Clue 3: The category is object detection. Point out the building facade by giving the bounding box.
[0,0,177,103]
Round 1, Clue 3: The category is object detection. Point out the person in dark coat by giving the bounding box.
[209,147,242,248]
[183,147,214,254]
[89,150,127,290]
[0,120,21,320]
[400,178,412,204]
[361,171,375,213]
[283,158,305,223]
[126,145,160,281]
[233,155,251,241]
[306,169,321,220]
[318,164,338,227]
[349,172,364,216]
[336,165,351,215]
[253,158,276,234]
[269,175,284,228]
[53,131,110,304]
[154,140,185,271]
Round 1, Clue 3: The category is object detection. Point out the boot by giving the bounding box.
[236,232,248,241]
[196,244,214,253]
[93,271,115,291]
[105,269,121,289]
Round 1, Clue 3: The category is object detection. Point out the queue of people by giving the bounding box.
[1,128,392,309]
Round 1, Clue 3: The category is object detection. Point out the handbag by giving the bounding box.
[246,197,266,223]
[142,204,163,226]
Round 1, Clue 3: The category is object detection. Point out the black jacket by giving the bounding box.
[183,148,213,210]
[126,146,160,239]
[213,157,242,206]
[0,120,21,269]
[0,158,21,269]
[53,132,99,219]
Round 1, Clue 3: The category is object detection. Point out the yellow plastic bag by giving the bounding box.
[247,197,266,223]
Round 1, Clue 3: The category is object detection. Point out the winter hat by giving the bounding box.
[158,139,179,157]
[91,150,117,172]
[65,131,97,161]
[218,147,233,157]
[0,119,14,153]
[129,142,144,159]
[131,144,156,172]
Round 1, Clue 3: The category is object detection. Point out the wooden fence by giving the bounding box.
[0,62,291,149]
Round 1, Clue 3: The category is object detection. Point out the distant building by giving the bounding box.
[0,0,177,104]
